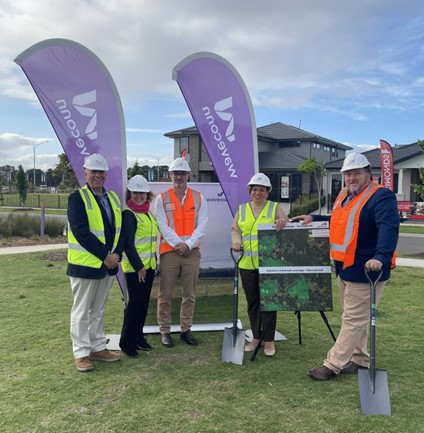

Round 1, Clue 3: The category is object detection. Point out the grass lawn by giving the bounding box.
[0,250,423,433]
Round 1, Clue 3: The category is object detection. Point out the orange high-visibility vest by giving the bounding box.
[159,188,201,254]
[330,182,395,269]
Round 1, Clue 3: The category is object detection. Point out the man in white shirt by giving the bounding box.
[154,158,208,347]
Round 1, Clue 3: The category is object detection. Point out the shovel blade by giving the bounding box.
[221,327,246,366]
[358,369,391,416]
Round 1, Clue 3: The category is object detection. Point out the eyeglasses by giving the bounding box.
[170,171,188,177]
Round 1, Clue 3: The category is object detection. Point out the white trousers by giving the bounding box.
[69,275,115,359]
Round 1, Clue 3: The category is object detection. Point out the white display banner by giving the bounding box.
[150,182,234,270]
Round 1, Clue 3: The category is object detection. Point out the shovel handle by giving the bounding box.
[364,267,383,286]
[364,265,383,392]
[230,248,244,266]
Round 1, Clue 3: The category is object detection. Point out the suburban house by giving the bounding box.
[165,121,351,205]
[325,142,424,218]
[165,122,424,218]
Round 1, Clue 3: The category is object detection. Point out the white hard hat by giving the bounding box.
[340,152,371,173]
[247,173,272,191]
[83,153,109,171]
[169,157,190,172]
[127,175,150,192]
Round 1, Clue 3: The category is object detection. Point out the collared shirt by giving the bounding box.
[153,188,208,250]
[97,191,113,225]
[342,184,369,208]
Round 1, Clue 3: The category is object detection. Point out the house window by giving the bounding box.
[179,137,189,157]
[279,141,300,148]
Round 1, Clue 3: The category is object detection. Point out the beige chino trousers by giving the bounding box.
[157,248,201,334]
[324,276,385,373]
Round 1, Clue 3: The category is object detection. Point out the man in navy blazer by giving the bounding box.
[67,154,123,372]
[294,152,399,380]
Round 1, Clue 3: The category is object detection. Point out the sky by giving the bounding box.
[1,0,424,173]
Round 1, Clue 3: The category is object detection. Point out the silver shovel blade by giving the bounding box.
[221,327,246,366]
[358,368,391,416]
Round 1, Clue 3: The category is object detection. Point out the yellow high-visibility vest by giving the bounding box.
[121,210,158,272]
[238,201,277,270]
[68,186,122,268]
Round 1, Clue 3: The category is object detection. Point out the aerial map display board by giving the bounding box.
[258,222,333,312]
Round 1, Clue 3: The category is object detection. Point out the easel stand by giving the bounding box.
[295,311,336,345]
[250,310,336,361]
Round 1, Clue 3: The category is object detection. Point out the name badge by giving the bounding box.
[165,201,177,212]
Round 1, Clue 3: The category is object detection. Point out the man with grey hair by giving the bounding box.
[67,153,122,372]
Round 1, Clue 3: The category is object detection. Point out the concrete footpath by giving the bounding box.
[0,243,423,268]
[0,243,67,255]
[395,257,424,268]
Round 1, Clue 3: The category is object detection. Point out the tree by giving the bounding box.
[128,160,142,178]
[53,153,79,190]
[0,165,17,192]
[45,168,62,187]
[15,165,28,206]
[128,161,159,180]
[412,140,424,200]
[297,157,326,214]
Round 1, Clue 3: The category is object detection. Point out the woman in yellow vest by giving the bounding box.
[119,175,158,358]
[231,173,289,357]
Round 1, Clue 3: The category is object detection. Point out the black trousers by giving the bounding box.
[120,269,155,350]
[239,268,277,342]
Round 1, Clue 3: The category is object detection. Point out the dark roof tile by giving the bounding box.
[325,142,423,169]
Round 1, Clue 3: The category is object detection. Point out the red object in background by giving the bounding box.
[379,139,394,191]
[397,201,411,212]
[181,149,188,159]
[397,201,424,220]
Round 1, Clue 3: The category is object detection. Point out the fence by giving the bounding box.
[0,193,69,210]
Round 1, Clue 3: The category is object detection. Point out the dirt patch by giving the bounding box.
[0,236,67,261]
[411,252,424,258]
[41,251,68,262]
[0,236,67,248]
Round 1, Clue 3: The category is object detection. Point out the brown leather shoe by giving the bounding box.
[341,361,366,374]
[89,349,121,362]
[75,356,94,372]
[307,366,337,381]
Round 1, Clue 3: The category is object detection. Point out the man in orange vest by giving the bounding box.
[154,158,208,347]
[294,152,399,380]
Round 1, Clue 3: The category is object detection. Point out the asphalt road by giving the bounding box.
[397,233,424,255]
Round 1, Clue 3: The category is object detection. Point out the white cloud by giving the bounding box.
[1,0,424,171]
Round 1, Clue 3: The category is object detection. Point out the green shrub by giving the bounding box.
[289,196,326,218]
[44,218,65,237]
[0,214,39,238]
[0,213,64,238]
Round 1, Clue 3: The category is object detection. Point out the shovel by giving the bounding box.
[358,267,391,416]
[221,248,246,365]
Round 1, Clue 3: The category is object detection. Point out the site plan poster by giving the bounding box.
[258,222,333,312]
